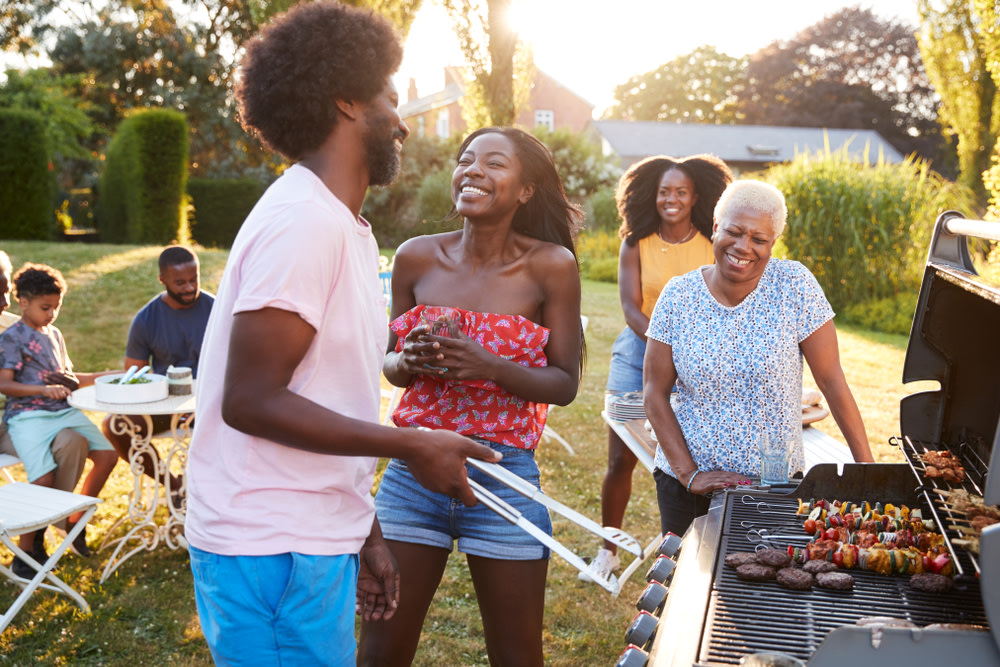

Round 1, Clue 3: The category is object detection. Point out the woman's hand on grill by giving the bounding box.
[688,470,750,495]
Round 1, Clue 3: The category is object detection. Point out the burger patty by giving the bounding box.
[802,560,839,575]
[909,573,954,593]
[725,552,758,568]
[736,563,777,581]
[754,548,792,568]
[815,571,855,590]
[776,567,813,590]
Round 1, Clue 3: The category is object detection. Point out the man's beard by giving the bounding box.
[364,114,403,187]
[165,286,197,307]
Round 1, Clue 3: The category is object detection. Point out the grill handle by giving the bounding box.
[928,211,1000,273]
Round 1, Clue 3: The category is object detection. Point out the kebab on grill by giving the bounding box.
[787,540,954,576]
[796,498,939,548]
[934,488,1000,554]
[793,497,954,575]
[920,450,966,483]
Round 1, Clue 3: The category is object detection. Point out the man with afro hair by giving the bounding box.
[183,3,499,664]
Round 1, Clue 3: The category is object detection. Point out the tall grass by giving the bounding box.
[0,241,917,666]
[767,144,974,312]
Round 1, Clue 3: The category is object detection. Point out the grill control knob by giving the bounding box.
[657,532,683,558]
[624,610,659,648]
[645,555,676,584]
[615,644,649,667]
[636,580,668,615]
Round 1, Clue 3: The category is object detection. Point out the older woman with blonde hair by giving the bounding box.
[642,180,874,536]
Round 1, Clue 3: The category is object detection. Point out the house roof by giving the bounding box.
[590,121,905,166]
[400,81,465,118]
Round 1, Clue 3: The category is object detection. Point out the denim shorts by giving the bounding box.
[606,327,646,393]
[375,438,551,560]
[189,546,358,666]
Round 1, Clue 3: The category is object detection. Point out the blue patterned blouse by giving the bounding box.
[646,259,834,478]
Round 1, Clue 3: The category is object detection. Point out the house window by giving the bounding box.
[416,116,425,138]
[535,110,554,131]
[436,110,449,138]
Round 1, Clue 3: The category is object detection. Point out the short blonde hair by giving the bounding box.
[714,180,787,237]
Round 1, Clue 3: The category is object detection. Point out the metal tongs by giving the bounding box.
[468,459,643,557]
[467,478,622,595]
[466,458,644,595]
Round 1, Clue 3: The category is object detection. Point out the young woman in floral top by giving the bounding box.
[359,127,584,666]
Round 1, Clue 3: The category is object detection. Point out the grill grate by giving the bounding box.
[699,491,988,665]
[893,435,991,576]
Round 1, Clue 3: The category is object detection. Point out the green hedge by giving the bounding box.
[767,146,973,313]
[0,109,54,239]
[188,177,264,248]
[842,292,918,336]
[97,109,189,244]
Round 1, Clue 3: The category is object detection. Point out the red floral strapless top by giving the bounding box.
[390,305,550,450]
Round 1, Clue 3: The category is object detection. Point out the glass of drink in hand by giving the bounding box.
[420,307,461,338]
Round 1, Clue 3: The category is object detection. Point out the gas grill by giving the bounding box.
[619,213,1000,666]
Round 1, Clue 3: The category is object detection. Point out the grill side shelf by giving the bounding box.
[892,434,991,576]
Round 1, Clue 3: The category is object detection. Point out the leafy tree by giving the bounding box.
[976,0,1000,219]
[247,0,423,33]
[0,0,63,55]
[0,68,95,166]
[917,0,998,201]
[441,0,532,127]
[48,5,253,181]
[735,7,942,164]
[532,126,620,199]
[603,46,745,123]
[6,0,423,182]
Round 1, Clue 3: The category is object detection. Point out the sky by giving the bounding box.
[394,0,922,115]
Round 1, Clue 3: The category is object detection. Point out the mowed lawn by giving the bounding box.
[0,241,912,666]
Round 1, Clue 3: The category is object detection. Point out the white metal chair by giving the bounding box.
[0,483,101,632]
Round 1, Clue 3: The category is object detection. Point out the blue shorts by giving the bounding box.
[189,546,359,666]
[7,407,112,482]
[375,438,552,560]
[606,327,646,393]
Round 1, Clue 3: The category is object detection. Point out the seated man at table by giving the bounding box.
[0,251,90,568]
[100,246,213,504]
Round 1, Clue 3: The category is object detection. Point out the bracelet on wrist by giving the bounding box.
[686,469,703,493]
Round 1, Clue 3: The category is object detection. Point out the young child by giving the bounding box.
[0,263,118,577]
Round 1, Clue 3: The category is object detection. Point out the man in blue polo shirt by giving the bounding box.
[101,245,213,500]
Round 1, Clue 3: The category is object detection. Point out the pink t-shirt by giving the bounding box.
[184,164,388,556]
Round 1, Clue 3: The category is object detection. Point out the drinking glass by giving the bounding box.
[758,431,791,485]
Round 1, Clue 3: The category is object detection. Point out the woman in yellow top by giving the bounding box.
[582,154,732,581]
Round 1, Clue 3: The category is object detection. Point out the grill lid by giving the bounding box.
[901,213,1000,506]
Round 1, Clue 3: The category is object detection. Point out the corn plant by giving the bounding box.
[767,144,973,312]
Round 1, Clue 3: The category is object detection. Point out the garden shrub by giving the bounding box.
[188,177,265,248]
[582,257,619,283]
[586,184,621,233]
[97,109,190,244]
[414,168,461,235]
[533,127,621,200]
[362,134,459,245]
[577,229,621,282]
[0,109,54,239]
[841,293,918,336]
[767,145,973,312]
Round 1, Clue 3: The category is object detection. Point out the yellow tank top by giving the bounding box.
[637,232,714,318]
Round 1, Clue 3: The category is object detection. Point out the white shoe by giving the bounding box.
[578,548,620,583]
